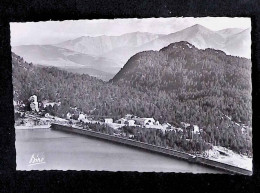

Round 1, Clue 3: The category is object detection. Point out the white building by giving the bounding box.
[155,121,160,125]
[66,112,72,120]
[193,125,200,134]
[29,95,39,112]
[29,95,37,103]
[42,100,61,108]
[105,118,113,123]
[78,113,86,122]
[145,124,163,130]
[127,120,135,126]
[134,118,155,126]
[129,134,134,139]
[162,123,171,129]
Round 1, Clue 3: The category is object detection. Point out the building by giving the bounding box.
[29,95,37,103]
[78,113,86,122]
[30,102,39,112]
[42,100,61,108]
[127,120,135,126]
[105,118,113,123]
[186,126,193,139]
[186,125,200,139]
[129,134,134,139]
[193,125,200,134]
[134,118,155,126]
[155,121,160,125]
[66,112,72,120]
[29,95,39,112]
[162,123,171,129]
[125,114,134,119]
[116,118,127,124]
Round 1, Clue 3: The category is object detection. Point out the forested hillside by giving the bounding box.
[112,41,252,126]
[12,40,252,154]
[12,52,186,122]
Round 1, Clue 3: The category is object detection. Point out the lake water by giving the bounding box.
[16,128,222,173]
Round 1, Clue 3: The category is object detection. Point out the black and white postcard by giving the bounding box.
[12,17,252,175]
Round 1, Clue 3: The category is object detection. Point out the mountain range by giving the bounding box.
[12,24,251,81]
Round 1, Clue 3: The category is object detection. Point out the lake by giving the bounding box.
[16,128,222,173]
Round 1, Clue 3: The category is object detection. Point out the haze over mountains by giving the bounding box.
[56,32,163,56]
[12,24,251,81]
[139,25,250,57]
[12,44,119,80]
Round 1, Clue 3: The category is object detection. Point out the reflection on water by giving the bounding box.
[16,128,222,173]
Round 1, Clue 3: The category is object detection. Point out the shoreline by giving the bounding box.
[15,125,51,130]
[51,123,252,175]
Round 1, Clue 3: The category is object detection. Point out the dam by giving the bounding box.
[49,124,252,175]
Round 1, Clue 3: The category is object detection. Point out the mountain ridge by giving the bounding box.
[55,31,163,56]
[12,25,251,81]
[138,24,250,58]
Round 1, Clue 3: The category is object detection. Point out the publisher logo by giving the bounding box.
[28,152,45,166]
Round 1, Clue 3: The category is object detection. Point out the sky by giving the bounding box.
[11,17,251,46]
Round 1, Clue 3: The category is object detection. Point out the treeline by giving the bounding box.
[85,121,251,156]
[85,122,211,154]
[84,122,115,135]
[12,44,252,155]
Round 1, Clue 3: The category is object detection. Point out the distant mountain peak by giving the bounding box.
[192,23,207,28]
[186,24,213,33]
